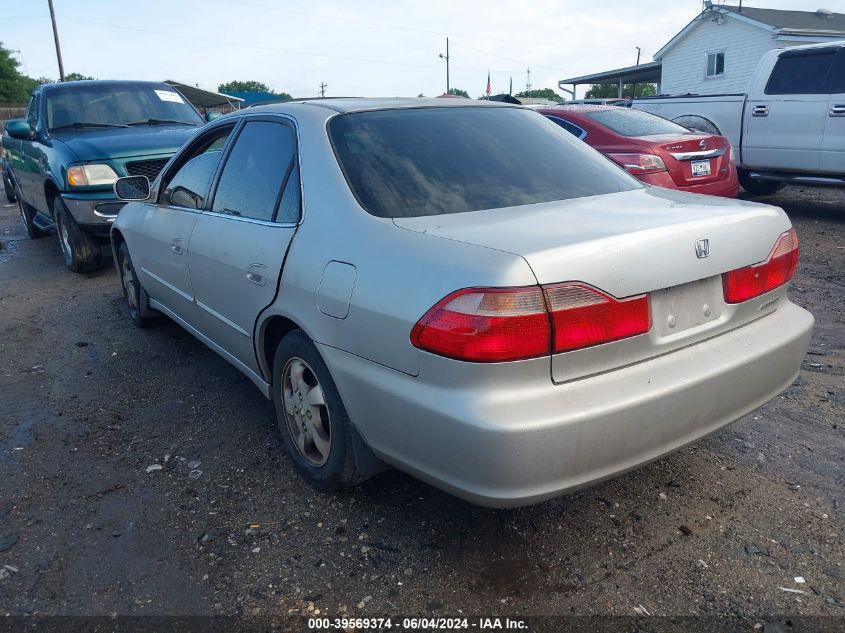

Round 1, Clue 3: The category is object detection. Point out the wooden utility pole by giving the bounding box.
[319,82,327,97]
[439,38,450,94]
[47,0,65,81]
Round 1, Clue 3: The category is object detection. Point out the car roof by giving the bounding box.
[244,97,516,114]
[39,79,171,92]
[537,104,619,114]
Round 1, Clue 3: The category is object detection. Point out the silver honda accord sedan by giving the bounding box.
[110,98,813,507]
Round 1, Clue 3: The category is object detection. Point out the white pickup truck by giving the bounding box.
[633,41,844,195]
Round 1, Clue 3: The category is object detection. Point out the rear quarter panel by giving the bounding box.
[257,106,538,378]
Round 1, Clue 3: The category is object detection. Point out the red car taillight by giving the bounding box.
[544,283,651,353]
[606,152,667,174]
[722,228,799,304]
[411,283,651,362]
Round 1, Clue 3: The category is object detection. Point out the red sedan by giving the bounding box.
[536,105,739,198]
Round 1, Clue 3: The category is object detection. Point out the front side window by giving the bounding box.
[26,95,39,129]
[706,52,725,78]
[829,49,845,94]
[765,49,837,95]
[329,106,639,218]
[211,120,298,222]
[587,108,690,137]
[161,126,234,209]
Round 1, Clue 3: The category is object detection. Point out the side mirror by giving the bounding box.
[205,111,222,122]
[5,119,33,140]
[114,176,151,201]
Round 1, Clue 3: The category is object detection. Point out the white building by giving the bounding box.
[657,4,845,95]
[559,4,845,98]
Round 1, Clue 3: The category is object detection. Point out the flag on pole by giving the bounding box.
[486,70,491,98]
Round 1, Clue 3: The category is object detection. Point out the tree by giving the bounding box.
[64,72,96,81]
[585,83,656,99]
[446,88,469,98]
[218,80,273,93]
[0,42,37,102]
[515,88,562,101]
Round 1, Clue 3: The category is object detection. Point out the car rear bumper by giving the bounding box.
[638,168,740,198]
[62,192,126,235]
[320,301,813,507]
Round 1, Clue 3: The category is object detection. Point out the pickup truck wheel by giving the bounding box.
[117,242,154,328]
[53,198,103,272]
[3,172,16,203]
[15,185,48,239]
[272,330,365,491]
[738,171,786,196]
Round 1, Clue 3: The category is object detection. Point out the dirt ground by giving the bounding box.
[0,186,842,626]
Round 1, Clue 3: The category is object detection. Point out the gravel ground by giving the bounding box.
[0,186,842,625]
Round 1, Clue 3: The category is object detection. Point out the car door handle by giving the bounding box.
[171,240,183,255]
[246,272,265,285]
[246,263,267,287]
[830,105,845,117]
[752,105,768,117]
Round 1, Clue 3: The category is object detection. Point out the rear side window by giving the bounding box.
[765,49,837,95]
[329,107,638,218]
[587,109,690,137]
[212,120,297,222]
[545,115,586,139]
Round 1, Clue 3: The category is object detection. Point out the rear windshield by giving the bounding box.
[587,109,690,137]
[329,107,639,218]
[45,82,204,130]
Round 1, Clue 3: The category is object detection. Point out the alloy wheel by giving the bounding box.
[121,255,139,317]
[282,357,331,467]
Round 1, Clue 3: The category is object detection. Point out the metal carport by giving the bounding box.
[558,61,662,99]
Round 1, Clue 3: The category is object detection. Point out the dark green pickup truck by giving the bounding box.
[2,80,211,272]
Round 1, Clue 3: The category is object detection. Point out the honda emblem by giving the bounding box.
[695,239,710,259]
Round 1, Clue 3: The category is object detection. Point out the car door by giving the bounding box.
[187,116,300,375]
[16,94,46,211]
[821,47,845,175]
[131,123,236,326]
[743,47,836,173]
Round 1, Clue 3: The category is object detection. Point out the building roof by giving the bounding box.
[558,61,662,87]
[656,5,845,59]
[720,5,845,34]
[164,80,243,109]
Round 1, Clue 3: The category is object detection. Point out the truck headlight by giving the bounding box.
[67,164,119,187]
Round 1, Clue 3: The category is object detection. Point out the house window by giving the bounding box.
[706,51,725,78]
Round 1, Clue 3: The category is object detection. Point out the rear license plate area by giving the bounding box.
[691,159,711,177]
[650,277,722,339]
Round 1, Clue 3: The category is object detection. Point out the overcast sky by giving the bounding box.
[3,0,843,99]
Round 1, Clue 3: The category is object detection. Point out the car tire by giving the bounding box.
[53,197,103,272]
[738,170,786,196]
[272,329,366,491]
[15,185,48,239]
[117,242,154,328]
[3,172,16,203]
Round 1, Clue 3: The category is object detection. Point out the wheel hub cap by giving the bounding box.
[282,357,330,467]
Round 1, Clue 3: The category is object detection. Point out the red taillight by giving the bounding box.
[722,228,799,304]
[544,283,651,353]
[606,152,667,174]
[410,287,551,362]
[411,283,651,362]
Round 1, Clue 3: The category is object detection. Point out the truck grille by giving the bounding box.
[125,158,169,181]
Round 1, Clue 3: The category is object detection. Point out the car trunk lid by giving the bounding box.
[635,133,732,187]
[394,187,793,382]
